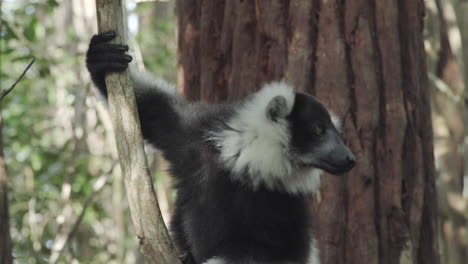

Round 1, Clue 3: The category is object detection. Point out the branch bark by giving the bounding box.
[94,1,181,263]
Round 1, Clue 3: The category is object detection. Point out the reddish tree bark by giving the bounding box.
[176,0,439,263]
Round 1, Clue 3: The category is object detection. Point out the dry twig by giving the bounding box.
[0,59,35,102]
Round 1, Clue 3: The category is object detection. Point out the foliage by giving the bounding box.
[134,1,177,82]
[0,0,176,263]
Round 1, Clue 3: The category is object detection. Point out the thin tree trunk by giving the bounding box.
[94,1,181,263]
[176,1,439,263]
[0,1,12,254]
[432,1,467,263]
[0,112,12,264]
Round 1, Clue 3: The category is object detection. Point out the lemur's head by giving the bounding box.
[283,93,356,175]
[210,81,356,194]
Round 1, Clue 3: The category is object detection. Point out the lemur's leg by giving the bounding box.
[85,31,186,158]
[171,206,197,264]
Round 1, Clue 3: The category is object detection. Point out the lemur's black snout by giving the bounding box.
[326,144,356,175]
[345,153,356,169]
[336,149,356,173]
[309,129,357,175]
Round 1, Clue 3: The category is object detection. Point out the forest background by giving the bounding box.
[0,0,466,263]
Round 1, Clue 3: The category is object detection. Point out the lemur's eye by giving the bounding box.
[313,125,325,136]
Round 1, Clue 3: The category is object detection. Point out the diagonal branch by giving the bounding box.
[94,1,182,263]
[49,172,112,264]
[0,59,35,102]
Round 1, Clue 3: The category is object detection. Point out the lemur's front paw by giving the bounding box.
[86,31,133,81]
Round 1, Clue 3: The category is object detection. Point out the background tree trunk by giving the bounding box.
[0,113,13,264]
[426,1,467,263]
[176,1,439,263]
[0,0,11,259]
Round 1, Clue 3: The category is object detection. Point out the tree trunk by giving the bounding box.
[431,1,467,263]
[176,1,439,263]
[0,113,12,264]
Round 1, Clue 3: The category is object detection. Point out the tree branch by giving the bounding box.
[0,59,35,102]
[94,1,182,263]
[49,172,112,264]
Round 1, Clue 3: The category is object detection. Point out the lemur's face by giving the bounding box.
[286,93,356,175]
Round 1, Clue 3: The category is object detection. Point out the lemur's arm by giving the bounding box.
[85,31,186,157]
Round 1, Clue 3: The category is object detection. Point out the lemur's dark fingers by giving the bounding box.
[88,62,129,73]
[86,53,133,64]
[90,30,116,44]
[87,43,129,54]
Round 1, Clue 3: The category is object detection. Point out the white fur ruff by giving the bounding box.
[209,81,322,194]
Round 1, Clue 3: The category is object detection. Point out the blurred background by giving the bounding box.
[0,0,466,263]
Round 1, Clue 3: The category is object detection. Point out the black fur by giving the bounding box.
[86,31,355,264]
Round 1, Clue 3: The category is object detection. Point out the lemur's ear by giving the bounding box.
[266,96,289,122]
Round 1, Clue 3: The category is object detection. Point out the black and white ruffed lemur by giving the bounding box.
[86,31,356,264]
